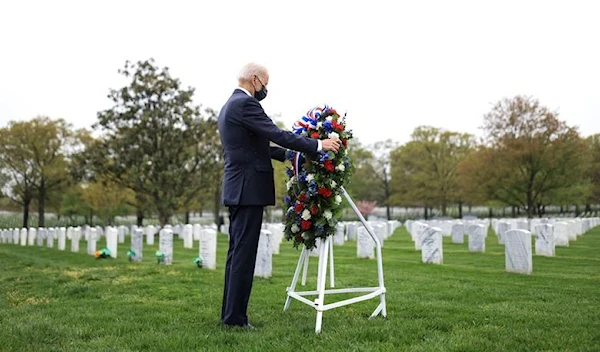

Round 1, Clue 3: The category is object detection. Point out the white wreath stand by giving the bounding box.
[283,186,387,333]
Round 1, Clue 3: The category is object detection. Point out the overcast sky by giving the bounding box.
[0,0,598,145]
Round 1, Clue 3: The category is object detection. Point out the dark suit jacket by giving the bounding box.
[217,89,318,206]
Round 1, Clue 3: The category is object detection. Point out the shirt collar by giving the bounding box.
[237,87,252,97]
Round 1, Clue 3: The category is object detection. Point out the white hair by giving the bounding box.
[237,63,268,81]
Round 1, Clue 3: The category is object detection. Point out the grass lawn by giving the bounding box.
[1,226,599,352]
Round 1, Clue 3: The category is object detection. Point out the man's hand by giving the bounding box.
[322,138,342,153]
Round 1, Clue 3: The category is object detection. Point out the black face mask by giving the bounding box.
[254,77,268,101]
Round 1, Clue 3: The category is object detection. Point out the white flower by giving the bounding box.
[330,180,337,188]
[323,210,333,220]
[301,232,309,239]
[334,195,342,205]
[291,224,300,233]
[326,116,333,122]
[302,209,311,220]
[307,174,315,182]
[317,122,323,129]
[286,180,293,190]
[336,164,346,172]
[328,132,340,140]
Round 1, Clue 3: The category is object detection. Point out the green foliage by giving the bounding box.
[79,59,222,226]
[1,227,600,351]
[0,117,79,227]
[477,95,589,217]
[390,126,475,215]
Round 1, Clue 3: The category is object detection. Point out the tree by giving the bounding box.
[84,59,221,226]
[479,95,588,218]
[344,139,380,202]
[390,126,475,217]
[0,117,76,227]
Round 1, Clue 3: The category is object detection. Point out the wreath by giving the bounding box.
[283,104,353,250]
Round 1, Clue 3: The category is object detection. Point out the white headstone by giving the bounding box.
[158,228,173,265]
[46,228,55,248]
[146,225,157,245]
[36,228,45,247]
[118,226,127,244]
[505,229,533,274]
[496,222,510,245]
[468,224,486,252]
[20,228,27,246]
[412,222,428,250]
[130,228,143,262]
[71,227,81,253]
[254,229,272,278]
[372,223,385,247]
[57,227,66,251]
[534,223,555,257]
[356,226,374,259]
[193,224,202,241]
[421,226,443,264]
[199,228,217,270]
[451,222,465,244]
[346,222,358,241]
[87,228,97,255]
[106,227,118,258]
[333,223,345,246]
[553,221,569,247]
[267,223,283,255]
[13,229,20,244]
[28,228,37,246]
[183,224,194,249]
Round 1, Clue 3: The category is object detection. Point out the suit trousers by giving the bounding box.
[221,205,264,326]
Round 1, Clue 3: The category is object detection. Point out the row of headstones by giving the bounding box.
[251,220,402,278]
[0,224,219,270]
[403,217,600,274]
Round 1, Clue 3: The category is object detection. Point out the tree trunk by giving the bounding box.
[136,208,144,227]
[511,206,516,218]
[22,198,31,229]
[441,199,447,217]
[424,206,429,220]
[585,204,591,215]
[575,204,580,217]
[488,207,493,218]
[185,211,190,225]
[559,205,564,213]
[386,204,391,221]
[458,201,463,219]
[38,181,46,228]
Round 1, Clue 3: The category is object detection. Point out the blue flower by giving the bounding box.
[284,196,293,207]
[323,121,333,133]
[286,168,295,177]
[286,150,296,161]
[315,225,325,234]
[319,152,329,163]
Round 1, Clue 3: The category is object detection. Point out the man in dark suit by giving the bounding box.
[217,63,341,328]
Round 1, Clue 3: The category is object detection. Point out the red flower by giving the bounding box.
[295,203,304,213]
[332,121,344,132]
[301,220,312,230]
[342,139,348,147]
[311,132,320,139]
[318,187,333,198]
[298,193,307,202]
[310,205,319,215]
[324,160,335,172]
[296,233,303,241]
